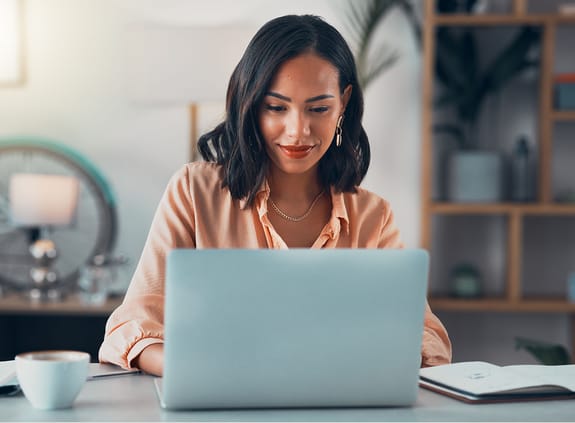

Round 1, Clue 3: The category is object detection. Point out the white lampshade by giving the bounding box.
[9,173,80,227]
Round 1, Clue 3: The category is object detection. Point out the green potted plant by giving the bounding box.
[515,337,571,365]
[434,23,541,202]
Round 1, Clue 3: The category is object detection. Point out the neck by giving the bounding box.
[267,168,322,203]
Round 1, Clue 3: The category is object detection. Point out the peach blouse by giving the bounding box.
[99,162,451,368]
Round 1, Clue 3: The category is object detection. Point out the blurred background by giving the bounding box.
[0,0,574,367]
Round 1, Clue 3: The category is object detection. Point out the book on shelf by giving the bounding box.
[420,361,575,403]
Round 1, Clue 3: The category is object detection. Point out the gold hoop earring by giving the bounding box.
[335,115,344,147]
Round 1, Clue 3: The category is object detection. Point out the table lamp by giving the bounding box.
[9,173,79,301]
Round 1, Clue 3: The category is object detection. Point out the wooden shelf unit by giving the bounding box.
[430,297,575,313]
[553,110,575,121]
[0,295,122,316]
[421,0,575,359]
[430,203,575,215]
[433,14,575,26]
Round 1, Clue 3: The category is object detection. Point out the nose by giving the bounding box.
[285,111,311,140]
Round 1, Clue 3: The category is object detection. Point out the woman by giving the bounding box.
[99,14,451,376]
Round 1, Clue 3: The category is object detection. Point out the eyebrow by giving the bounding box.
[266,92,335,103]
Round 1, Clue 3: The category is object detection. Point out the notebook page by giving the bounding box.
[0,360,16,386]
[506,364,575,391]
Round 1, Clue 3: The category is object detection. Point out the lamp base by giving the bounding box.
[28,287,63,302]
[27,238,65,302]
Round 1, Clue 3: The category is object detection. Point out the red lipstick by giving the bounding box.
[279,145,314,159]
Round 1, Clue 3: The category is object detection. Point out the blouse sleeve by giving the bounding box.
[99,165,196,369]
[377,202,452,367]
[421,303,452,367]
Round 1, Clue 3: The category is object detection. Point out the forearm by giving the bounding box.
[133,343,164,376]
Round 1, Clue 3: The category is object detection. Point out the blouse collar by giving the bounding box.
[245,181,350,236]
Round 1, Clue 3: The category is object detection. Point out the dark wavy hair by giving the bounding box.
[197,14,370,206]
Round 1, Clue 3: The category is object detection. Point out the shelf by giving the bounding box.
[433,13,575,27]
[552,110,575,121]
[429,203,575,215]
[553,14,575,24]
[429,297,575,313]
[433,14,546,26]
[0,294,123,316]
[430,203,517,214]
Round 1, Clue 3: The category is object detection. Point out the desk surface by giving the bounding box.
[1,366,574,422]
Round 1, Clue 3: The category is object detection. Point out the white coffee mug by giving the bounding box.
[15,350,90,410]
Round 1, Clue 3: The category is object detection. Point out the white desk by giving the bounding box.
[1,366,574,421]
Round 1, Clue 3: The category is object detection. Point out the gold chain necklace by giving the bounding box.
[269,190,325,223]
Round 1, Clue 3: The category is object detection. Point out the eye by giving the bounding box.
[309,106,329,113]
[264,104,286,112]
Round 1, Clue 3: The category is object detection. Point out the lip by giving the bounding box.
[278,145,315,159]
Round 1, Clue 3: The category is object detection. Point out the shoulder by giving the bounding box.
[170,162,225,192]
[162,162,228,205]
[339,186,403,248]
[341,186,393,217]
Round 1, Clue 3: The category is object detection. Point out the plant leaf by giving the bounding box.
[515,337,571,365]
[396,0,422,49]
[483,27,541,93]
[433,123,465,148]
[362,47,399,88]
[435,27,470,91]
[435,91,461,108]
[461,30,477,82]
[344,0,412,89]
[434,24,541,148]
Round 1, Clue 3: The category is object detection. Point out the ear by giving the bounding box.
[340,84,352,113]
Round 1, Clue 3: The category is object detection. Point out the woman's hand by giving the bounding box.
[133,343,164,376]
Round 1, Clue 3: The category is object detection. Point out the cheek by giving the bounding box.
[259,115,283,142]
[313,118,337,143]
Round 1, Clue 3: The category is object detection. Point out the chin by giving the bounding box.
[276,162,319,176]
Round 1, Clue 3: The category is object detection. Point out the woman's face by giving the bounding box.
[259,52,351,177]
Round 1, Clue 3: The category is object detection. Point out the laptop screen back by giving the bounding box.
[161,248,429,409]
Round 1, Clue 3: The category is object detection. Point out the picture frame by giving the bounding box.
[0,0,26,87]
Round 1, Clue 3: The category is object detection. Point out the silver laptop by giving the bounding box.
[155,248,429,410]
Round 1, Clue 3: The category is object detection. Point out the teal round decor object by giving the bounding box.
[0,136,118,293]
